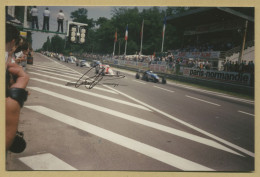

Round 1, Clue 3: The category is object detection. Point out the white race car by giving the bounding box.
[96,64,115,75]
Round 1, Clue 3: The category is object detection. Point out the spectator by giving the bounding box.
[14,41,30,71]
[5,24,29,150]
[5,24,22,67]
[42,7,50,31]
[57,9,65,33]
[30,6,39,29]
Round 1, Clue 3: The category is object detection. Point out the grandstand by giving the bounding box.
[167,7,254,70]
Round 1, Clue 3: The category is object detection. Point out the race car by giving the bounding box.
[136,70,166,84]
[76,59,90,67]
[95,64,115,75]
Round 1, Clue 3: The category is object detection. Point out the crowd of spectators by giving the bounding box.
[223,60,254,73]
[178,41,234,52]
[74,51,254,74]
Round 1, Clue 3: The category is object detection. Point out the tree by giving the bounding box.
[70,8,94,28]
[42,36,51,51]
[41,6,198,55]
[51,35,65,53]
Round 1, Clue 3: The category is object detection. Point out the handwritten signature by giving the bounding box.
[65,66,125,89]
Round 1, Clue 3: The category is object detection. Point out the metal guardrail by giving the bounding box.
[76,56,254,97]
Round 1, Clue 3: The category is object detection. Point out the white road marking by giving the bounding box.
[38,56,123,94]
[153,86,174,93]
[168,82,254,105]
[28,71,117,94]
[104,86,255,158]
[25,106,214,171]
[30,67,81,77]
[29,79,150,111]
[30,65,79,75]
[28,68,79,79]
[19,153,77,170]
[36,55,80,73]
[133,80,146,84]
[33,65,72,72]
[33,63,70,69]
[26,87,242,156]
[238,110,254,117]
[186,95,221,107]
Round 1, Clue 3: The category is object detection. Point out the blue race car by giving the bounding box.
[136,70,166,84]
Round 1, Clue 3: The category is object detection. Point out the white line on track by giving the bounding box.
[26,87,242,156]
[39,55,254,157]
[28,71,117,94]
[28,68,79,79]
[38,55,253,156]
[103,86,255,158]
[186,95,221,107]
[25,105,214,171]
[168,82,254,105]
[30,67,80,77]
[33,63,71,69]
[30,65,79,75]
[32,65,75,72]
[238,110,254,117]
[19,153,77,170]
[133,80,146,84]
[153,86,174,93]
[29,78,149,111]
[38,55,121,94]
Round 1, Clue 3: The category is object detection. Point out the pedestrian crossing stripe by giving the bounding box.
[28,71,118,94]
[28,79,150,111]
[25,105,214,171]
[26,87,243,157]
[106,86,255,158]
[19,153,77,170]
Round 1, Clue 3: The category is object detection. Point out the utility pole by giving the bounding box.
[238,20,248,64]
[23,6,28,28]
[118,39,121,55]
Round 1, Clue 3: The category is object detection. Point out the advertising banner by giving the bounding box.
[183,68,251,85]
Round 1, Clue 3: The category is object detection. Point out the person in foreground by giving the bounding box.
[5,23,29,151]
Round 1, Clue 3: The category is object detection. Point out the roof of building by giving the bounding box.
[167,7,254,27]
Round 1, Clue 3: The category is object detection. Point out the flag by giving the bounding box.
[162,16,166,37]
[114,30,117,42]
[125,25,128,41]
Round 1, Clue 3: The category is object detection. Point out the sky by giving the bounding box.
[30,6,166,50]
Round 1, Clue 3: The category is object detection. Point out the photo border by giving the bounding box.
[1,0,258,177]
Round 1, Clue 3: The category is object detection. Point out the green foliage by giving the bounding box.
[41,7,190,55]
[70,8,94,28]
[51,35,65,53]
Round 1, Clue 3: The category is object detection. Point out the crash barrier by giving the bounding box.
[111,63,254,97]
[183,68,252,86]
[82,57,254,97]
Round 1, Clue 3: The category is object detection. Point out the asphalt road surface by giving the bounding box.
[6,53,254,171]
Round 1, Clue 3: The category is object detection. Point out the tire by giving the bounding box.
[162,77,166,84]
[136,73,140,79]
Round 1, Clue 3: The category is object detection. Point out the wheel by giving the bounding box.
[136,73,140,79]
[162,77,166,84]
